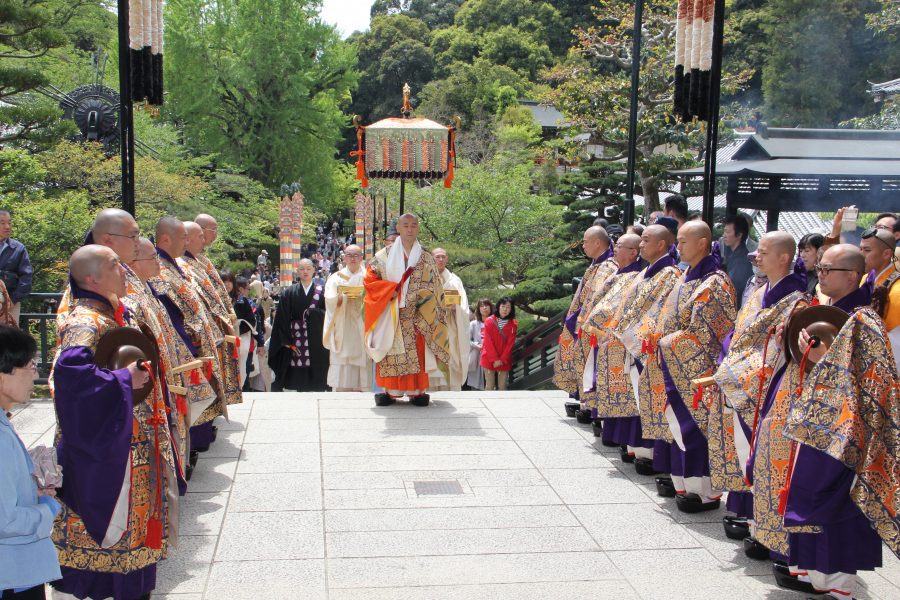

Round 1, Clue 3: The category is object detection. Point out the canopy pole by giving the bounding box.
[623,0,644,228]
[117,0,135,216]
[701,0,726,227]
[399,177,406,216]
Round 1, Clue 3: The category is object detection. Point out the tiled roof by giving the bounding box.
[750,210,832,243]
[870,78,900,100]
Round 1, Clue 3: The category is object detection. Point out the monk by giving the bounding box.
[432,247,470,391]
[51,245,172,600]
[323,245,370,392]
[364,213,450,407]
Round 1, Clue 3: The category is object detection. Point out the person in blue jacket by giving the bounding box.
[0,325,61,599]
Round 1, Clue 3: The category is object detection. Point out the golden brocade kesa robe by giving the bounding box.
[150,257,228,425]
[655,269,735,440]
[710,287,805,494]
[581,269,643,416]
[180,255,241,406]
[612,261,682,440]
[553,255,618,395]
[783,307,900,558]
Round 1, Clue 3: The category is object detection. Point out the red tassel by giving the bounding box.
[114,301,127,326]
[176,394,187,416]
[232,337,239,360]
[589,334,598,349]
[189,369,200,385]
[145,516,163,549]
[205,360,213,381]
[692,385,704,410]
[249,338,256,353]
[351,126,369,187]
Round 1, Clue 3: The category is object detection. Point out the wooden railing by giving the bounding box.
[508,311,565,390]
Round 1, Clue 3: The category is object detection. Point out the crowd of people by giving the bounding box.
[555,204,900,600]
[2,199,898,599]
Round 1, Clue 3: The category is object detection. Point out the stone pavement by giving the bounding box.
[12,391,900,600]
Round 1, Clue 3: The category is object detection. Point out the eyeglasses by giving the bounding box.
[133,253,159,262]
[615,245,639,251]
[109,232,141,241]
[344,253,362,258]
[861,227,896,251]
[201,226,218,233]
[815,263,857,276]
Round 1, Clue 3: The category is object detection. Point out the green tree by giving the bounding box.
[545,1,724,215]
[165,0,359,201]
[761,0,895,126]
[370,0,463,29]
[348,14,434,123]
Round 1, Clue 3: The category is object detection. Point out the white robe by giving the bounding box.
[323,266,371,391]
[438,269,470,391]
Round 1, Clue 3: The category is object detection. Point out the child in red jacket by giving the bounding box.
[480,297,517,390]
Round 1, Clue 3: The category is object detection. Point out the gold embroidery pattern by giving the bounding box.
[612,265,682,440]
[707,389,749,492]
[582,271,642,416]
[371,249,451,378]
[657,273,736,436]
[783,308,900,557]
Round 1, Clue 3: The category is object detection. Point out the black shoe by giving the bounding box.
[374,393,396,406]
[619,445,635,463]
[564,402,580,418]
[592,420,603,437]
[723,515,751,540]
[772,562,817,594]
[409,394,430,407]
[655,476,676,497]
[211,425,218,442]
[634,457,661,476]
[676,493,721,513]
[601,439,619,447]
[189,450,199,467]
[185,464,194,481]
[743,536,771,560]
[575,409,593,424]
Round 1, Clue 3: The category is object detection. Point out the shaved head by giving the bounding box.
[613,233,641,269]
[818,244,865,301]
[640,225,674,264]
[137,237,156,259]
[131,238,160,281]
[91,208,140,263]
[582,225,611,260]
[155,216,187,258]
[92,208,136,237]
[676,221,711,268]
[195,213,218,247]
[70,244,126,297]
[757,231,796,281]
[184,221,205,255]
[829,244,866,276]
[764,231,796,258]
[585,226,610,245]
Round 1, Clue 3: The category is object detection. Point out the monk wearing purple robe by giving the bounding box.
[655,222,736,512]
[774,245,897,598]
[51,245,170,600]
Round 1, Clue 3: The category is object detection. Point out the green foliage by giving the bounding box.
[0,0,111,149]
[761,0,896,127]
[370,0,463,30]
[348,14,435,124]
[165,0,359,202]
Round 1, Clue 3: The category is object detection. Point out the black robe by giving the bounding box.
[268,282,329,392]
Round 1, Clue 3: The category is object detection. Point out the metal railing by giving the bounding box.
[19,293,62,385]
[508,311,565,390]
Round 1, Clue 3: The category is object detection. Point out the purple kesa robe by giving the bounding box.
[50,287,167,600]
[655,252,736,500]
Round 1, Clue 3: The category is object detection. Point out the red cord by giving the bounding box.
[141,362,165,549]
[777,338,815,516]
[745,327,777,484]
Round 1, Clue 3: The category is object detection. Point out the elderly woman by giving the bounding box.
[0,326,61,599]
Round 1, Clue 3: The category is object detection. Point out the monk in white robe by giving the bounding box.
[323,244,371,391]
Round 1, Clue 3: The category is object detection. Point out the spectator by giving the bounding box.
[0,210,33,324]
[0,325,62,599]
[256,249,270,275]
[721,214,753,308]
[467,299,493,390]
[480,297,518,391]
[797,233,825,295]
[664,195,689,229]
